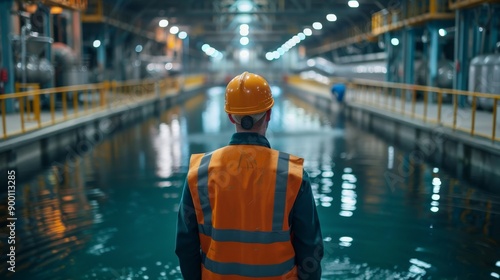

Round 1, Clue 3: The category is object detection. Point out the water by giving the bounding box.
[2,86,500,280]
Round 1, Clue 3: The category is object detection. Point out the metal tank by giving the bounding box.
[52,43,88,86]
[468,54,500,110]
[14,56,54,84]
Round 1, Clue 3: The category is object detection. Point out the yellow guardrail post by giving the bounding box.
[452,92,458,130]
[492,98,497,142]
[50,93,55,124]
[411,88,417,118]
[62,92,68,120]
[423,91,428,122]
[19,97,25,133]
[73,91,79,117]
[33,91,41,128]
[2,100,6,139]
[101,81,108,108]
[471,95,477,136]
[437,91,443,124]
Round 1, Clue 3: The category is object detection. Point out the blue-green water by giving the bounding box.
[2,87,500,279]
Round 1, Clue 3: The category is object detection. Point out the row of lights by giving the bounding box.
[389,28,449,47]
[91,18,188,50]
[159,19,188,39]
[265,13,337,61]
[201,44,223,60]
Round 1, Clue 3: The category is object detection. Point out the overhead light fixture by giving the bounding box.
[237,1,253,12]
[303,28,312,36]
[438,28,447,37]
[265,52,274,61]
[170,26,179,34]
[326,14,337,21]
[178,31,188,39]
[50,6,63,14]
[240,49,250,60]
[240,37,249,46]
[240,28,249,36]
[348,0,359,8]
[298,32,306,40]
[135,45,143,53]
[312,22,323,30]
[93,40,101,48]
[159,19,169,27]
[391,38,399,46]
[165,63,173,70]
[201,44,210,52]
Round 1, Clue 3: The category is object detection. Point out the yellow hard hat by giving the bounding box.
[224,72,274,115]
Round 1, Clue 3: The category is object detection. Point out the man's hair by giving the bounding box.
[231,112,266,130]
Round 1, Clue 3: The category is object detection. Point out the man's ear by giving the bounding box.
[228,114,236,124]
[266,109,272,121]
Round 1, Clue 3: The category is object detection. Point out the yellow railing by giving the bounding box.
[288,76,500,142]
[40,0,88,10]
[449,0,500,9]
[371,0,453,36]
[0,75,205,140]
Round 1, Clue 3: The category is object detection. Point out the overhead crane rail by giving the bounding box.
[448,0,500,9]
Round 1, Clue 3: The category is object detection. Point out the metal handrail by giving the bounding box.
[0,74,206,140]
[288,76,500,143]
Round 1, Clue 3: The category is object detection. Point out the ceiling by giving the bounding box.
[100,0,397,56]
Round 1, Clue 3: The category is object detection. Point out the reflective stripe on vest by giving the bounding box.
[187,145,303,279]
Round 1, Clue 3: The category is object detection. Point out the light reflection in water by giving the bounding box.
[154,118,183,179]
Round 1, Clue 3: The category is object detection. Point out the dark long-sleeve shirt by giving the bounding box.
[175,132,324,279]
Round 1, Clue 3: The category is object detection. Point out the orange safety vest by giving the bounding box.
[187,144,304,280]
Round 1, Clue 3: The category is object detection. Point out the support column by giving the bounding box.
[403,28,415,85]
[488,10,499,53]
[385,32,393,82]
[454,9,471,92]
[0,0,15,112]
[43,6,54,88]
[96,31,106,78]
[428,23,439,87]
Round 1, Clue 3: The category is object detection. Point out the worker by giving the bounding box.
[331,83,346,102]
[175,72,324,279]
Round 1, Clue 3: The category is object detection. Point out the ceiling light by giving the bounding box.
[240,49,250,59]
[298,32,306,40]
[201,44,210,52]
[391,38,399,46]
[272,51,280,59]
[265,52,274,61]
[292,35,300,43]
[170,26,179,34]
[159,19,169,27]
[237,1,253,12]
[178,31,187,39]
[303,28,312,36]
[438,28,447,37]
[326,14,337,21]
[93,40,101,48]
[135,45,143,53]
[240,24,249,30]
[312,22,323,30]
[278,47,285,55]
[165,63,173,70]
[348,0,359,8]
[206,47,215,56]
[240,28,249,36]
[240,36,249,45]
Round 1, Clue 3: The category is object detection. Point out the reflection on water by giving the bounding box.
[2,87,500,279]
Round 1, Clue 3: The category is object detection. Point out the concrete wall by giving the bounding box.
[286,85,500,190]
[0,86,206,183]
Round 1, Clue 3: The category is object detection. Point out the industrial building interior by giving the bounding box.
[1,0,500,279]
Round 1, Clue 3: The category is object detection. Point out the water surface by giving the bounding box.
[2,86,499,280]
